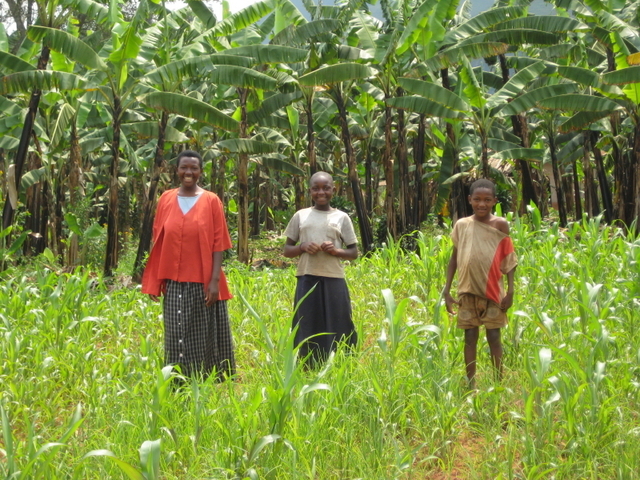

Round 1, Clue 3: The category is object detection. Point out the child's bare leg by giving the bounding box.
[464,327,480,388]
[486,328,503,381]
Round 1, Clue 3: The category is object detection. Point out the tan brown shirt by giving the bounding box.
[452,217,517,304]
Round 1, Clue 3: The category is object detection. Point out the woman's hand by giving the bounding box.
[205,280,219,307]
[149,294,159,302]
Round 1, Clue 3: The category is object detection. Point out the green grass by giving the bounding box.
[1,213,639,479]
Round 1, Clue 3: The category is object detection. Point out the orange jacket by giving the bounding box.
[141,189,232,299]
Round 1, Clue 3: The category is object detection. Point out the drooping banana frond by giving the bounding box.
[142,92,240,131]
[27,26,107,72]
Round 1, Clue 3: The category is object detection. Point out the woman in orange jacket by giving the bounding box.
[142,150,235,380]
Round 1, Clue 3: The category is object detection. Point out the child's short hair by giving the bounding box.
[309,171,333,186]
[469,179,496,196]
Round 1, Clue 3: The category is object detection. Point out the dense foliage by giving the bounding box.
[1,212,639,479]
[0,0,639,276]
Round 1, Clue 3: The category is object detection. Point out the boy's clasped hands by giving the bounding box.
[300,241,340,256]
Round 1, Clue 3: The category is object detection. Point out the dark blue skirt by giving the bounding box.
[293,275,357,363]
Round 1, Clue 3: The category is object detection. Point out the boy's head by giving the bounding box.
[469,179,496,196]
[309,171,335,210]
[309,171,333,187]
[468,179,497,218]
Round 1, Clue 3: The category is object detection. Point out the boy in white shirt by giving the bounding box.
[283,172,358,364]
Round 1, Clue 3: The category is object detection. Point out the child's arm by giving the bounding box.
[283,237,321,257]
[320,242,358,260]
[443,246,459,314]
[501,266,516,311]
[496,219,515,311]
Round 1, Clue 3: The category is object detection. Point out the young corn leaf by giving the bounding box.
[83,450,145,480]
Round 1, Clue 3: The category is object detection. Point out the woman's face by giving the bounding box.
[177,156,201,188]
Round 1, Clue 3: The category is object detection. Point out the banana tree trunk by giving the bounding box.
[571,155,582,221]
[25,134,52,256]
[441,68,468,220]
[237,88,251,264]
[238,151,250,263]
[633,120,640,231]
[605,53,633,226]
[2,45,50,230]
[265,167,274,231]
[65,122,83,266]
[42,179,53,254]
[54,167,64,256]
[365,146,373,215]
[499,55,540,214]
[294,174,305,211]
[209,130,218,192]
[413,114,426,226]
[383,102,397,239]
[511,111,542,214]
[132,111,168,281]
[582,132,600,218]
[563,172,574,219]
[306,94,317,175]
[589,131,613,223]
[396,100,410,231]
[104,95,122,277]
[610,108,633,225]
[333,87,374,252]
[215,154,226,201]
[481,127,490,180]
[251,166,261,237]
[548,125,568,227]
[24,152,45,255]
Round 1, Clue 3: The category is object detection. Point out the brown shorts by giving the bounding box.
[457,293,507,330]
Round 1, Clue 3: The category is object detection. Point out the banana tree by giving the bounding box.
[131,2,254,279]
[215,44,306,262]
[601,64,640,227]
[0,0,70,231]
[483,12,586,213]
[272,16,342,176]
[371,0,462,233]
[25,16,140,275]
[387,60,549,213]
[8,0,243,274]
[182,0,310,261]
[299,62,376,252]
[352,5,400,238]
[266,10,344,190]
[553,58,639,226]
[499,83,625,226]
[0,55,87,245]
[422,4,579,215]
[404,0,471,220]
[347,83,385,216]
[554,65,621,223]
[552,0,640,226]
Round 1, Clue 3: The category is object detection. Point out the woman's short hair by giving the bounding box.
[176,150,203,169]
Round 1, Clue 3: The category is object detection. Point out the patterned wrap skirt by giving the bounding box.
[163,280,235,380]
[293,275,357,363]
